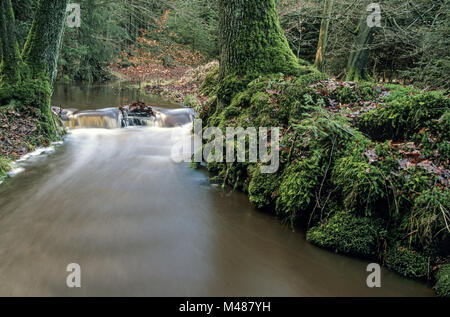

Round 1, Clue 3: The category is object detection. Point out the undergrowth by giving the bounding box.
[195,67,450,296]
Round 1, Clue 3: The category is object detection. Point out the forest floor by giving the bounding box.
[0,107,58,180]
[109,60,218,105]
[0,104,64,182]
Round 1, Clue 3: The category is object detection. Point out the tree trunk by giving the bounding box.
[346,6,376,81]
[218,0,300,79]
[0,0,22,83]
[22,0,69,83]
[314,0,334,72]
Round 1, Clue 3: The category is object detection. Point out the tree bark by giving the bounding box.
[22,0,69,83]
[0,0,22,83]
[218,0,300,79]
[314,0,334,72]
[346,5,376,81]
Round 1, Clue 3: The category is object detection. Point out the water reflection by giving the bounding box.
[52,83,180,111]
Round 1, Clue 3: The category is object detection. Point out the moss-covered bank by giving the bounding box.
[194,64,449,296]
[0,70,64,182]
[0,103,63,183]
[434,264,450,297]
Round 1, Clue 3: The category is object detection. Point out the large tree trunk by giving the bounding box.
[314,0,334,72]
[0,0,22,83]
[218,0,300,79]
[22,0,69,83]
[346,5,376,82]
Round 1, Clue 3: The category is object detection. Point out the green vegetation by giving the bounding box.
[0,157,11,181]
[385,245,430,279]
[198,67,449,294]
[1,0,448,297]
[434,264,450,297]
[1,0,67,139]
[248,165,280,210]
[218,0,301,80]
[1,0,67,185]
[357,91,450,142]
[9,0,447,90]
[279,0,450,89]
[307,211,384,257]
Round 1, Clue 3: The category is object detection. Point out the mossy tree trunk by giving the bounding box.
[22,0,69,83]
[346,6,376,82]
[314,0,334,72]
[218,0,300,79]
[0,0,68,138]
[0,0,22,83]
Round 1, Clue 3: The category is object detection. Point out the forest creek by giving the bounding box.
[0,83,435,296]
[0,0,448,298]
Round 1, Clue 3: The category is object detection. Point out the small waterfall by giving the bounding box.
[57,104,194,129]
[121,111,167,128]
[60,108,123,129]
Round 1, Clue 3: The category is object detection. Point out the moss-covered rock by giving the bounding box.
[276,152,323,224]
[306,211,383,257]
[197,67,449,285]
[331,138,391,217]
[248,165,280,209]
[357,90,450,142]
[434,264,450,297]
[385,246,430,279]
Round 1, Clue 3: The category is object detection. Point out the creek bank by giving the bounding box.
[94,59,449,296]
[0,106,64,183]
[194,65,449,296]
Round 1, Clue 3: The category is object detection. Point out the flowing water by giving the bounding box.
[0,84,434,296]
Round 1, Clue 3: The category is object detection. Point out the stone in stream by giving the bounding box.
[120,101,155,117]
[119,102,157,127]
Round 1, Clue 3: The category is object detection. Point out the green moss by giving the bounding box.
[0,157,11,180]
[184,95,201,109]
[219,0,302,79]
[248,165,280,209]
[293,69,325,86]
[21,0,69,83]
[434,264,450,297]
[328,82,385,105]
[276,152,323,224]
[217,73,254,107]
[400,187,450,251]
[357,91,450,142]
[197,65,449,284]
[206,161,249,192]
[413,109,450,160]
[331,139,390,217]
[199,66,220,97]
[386,246,430,279]
[307,211,384,257]
[0,65,58,140]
